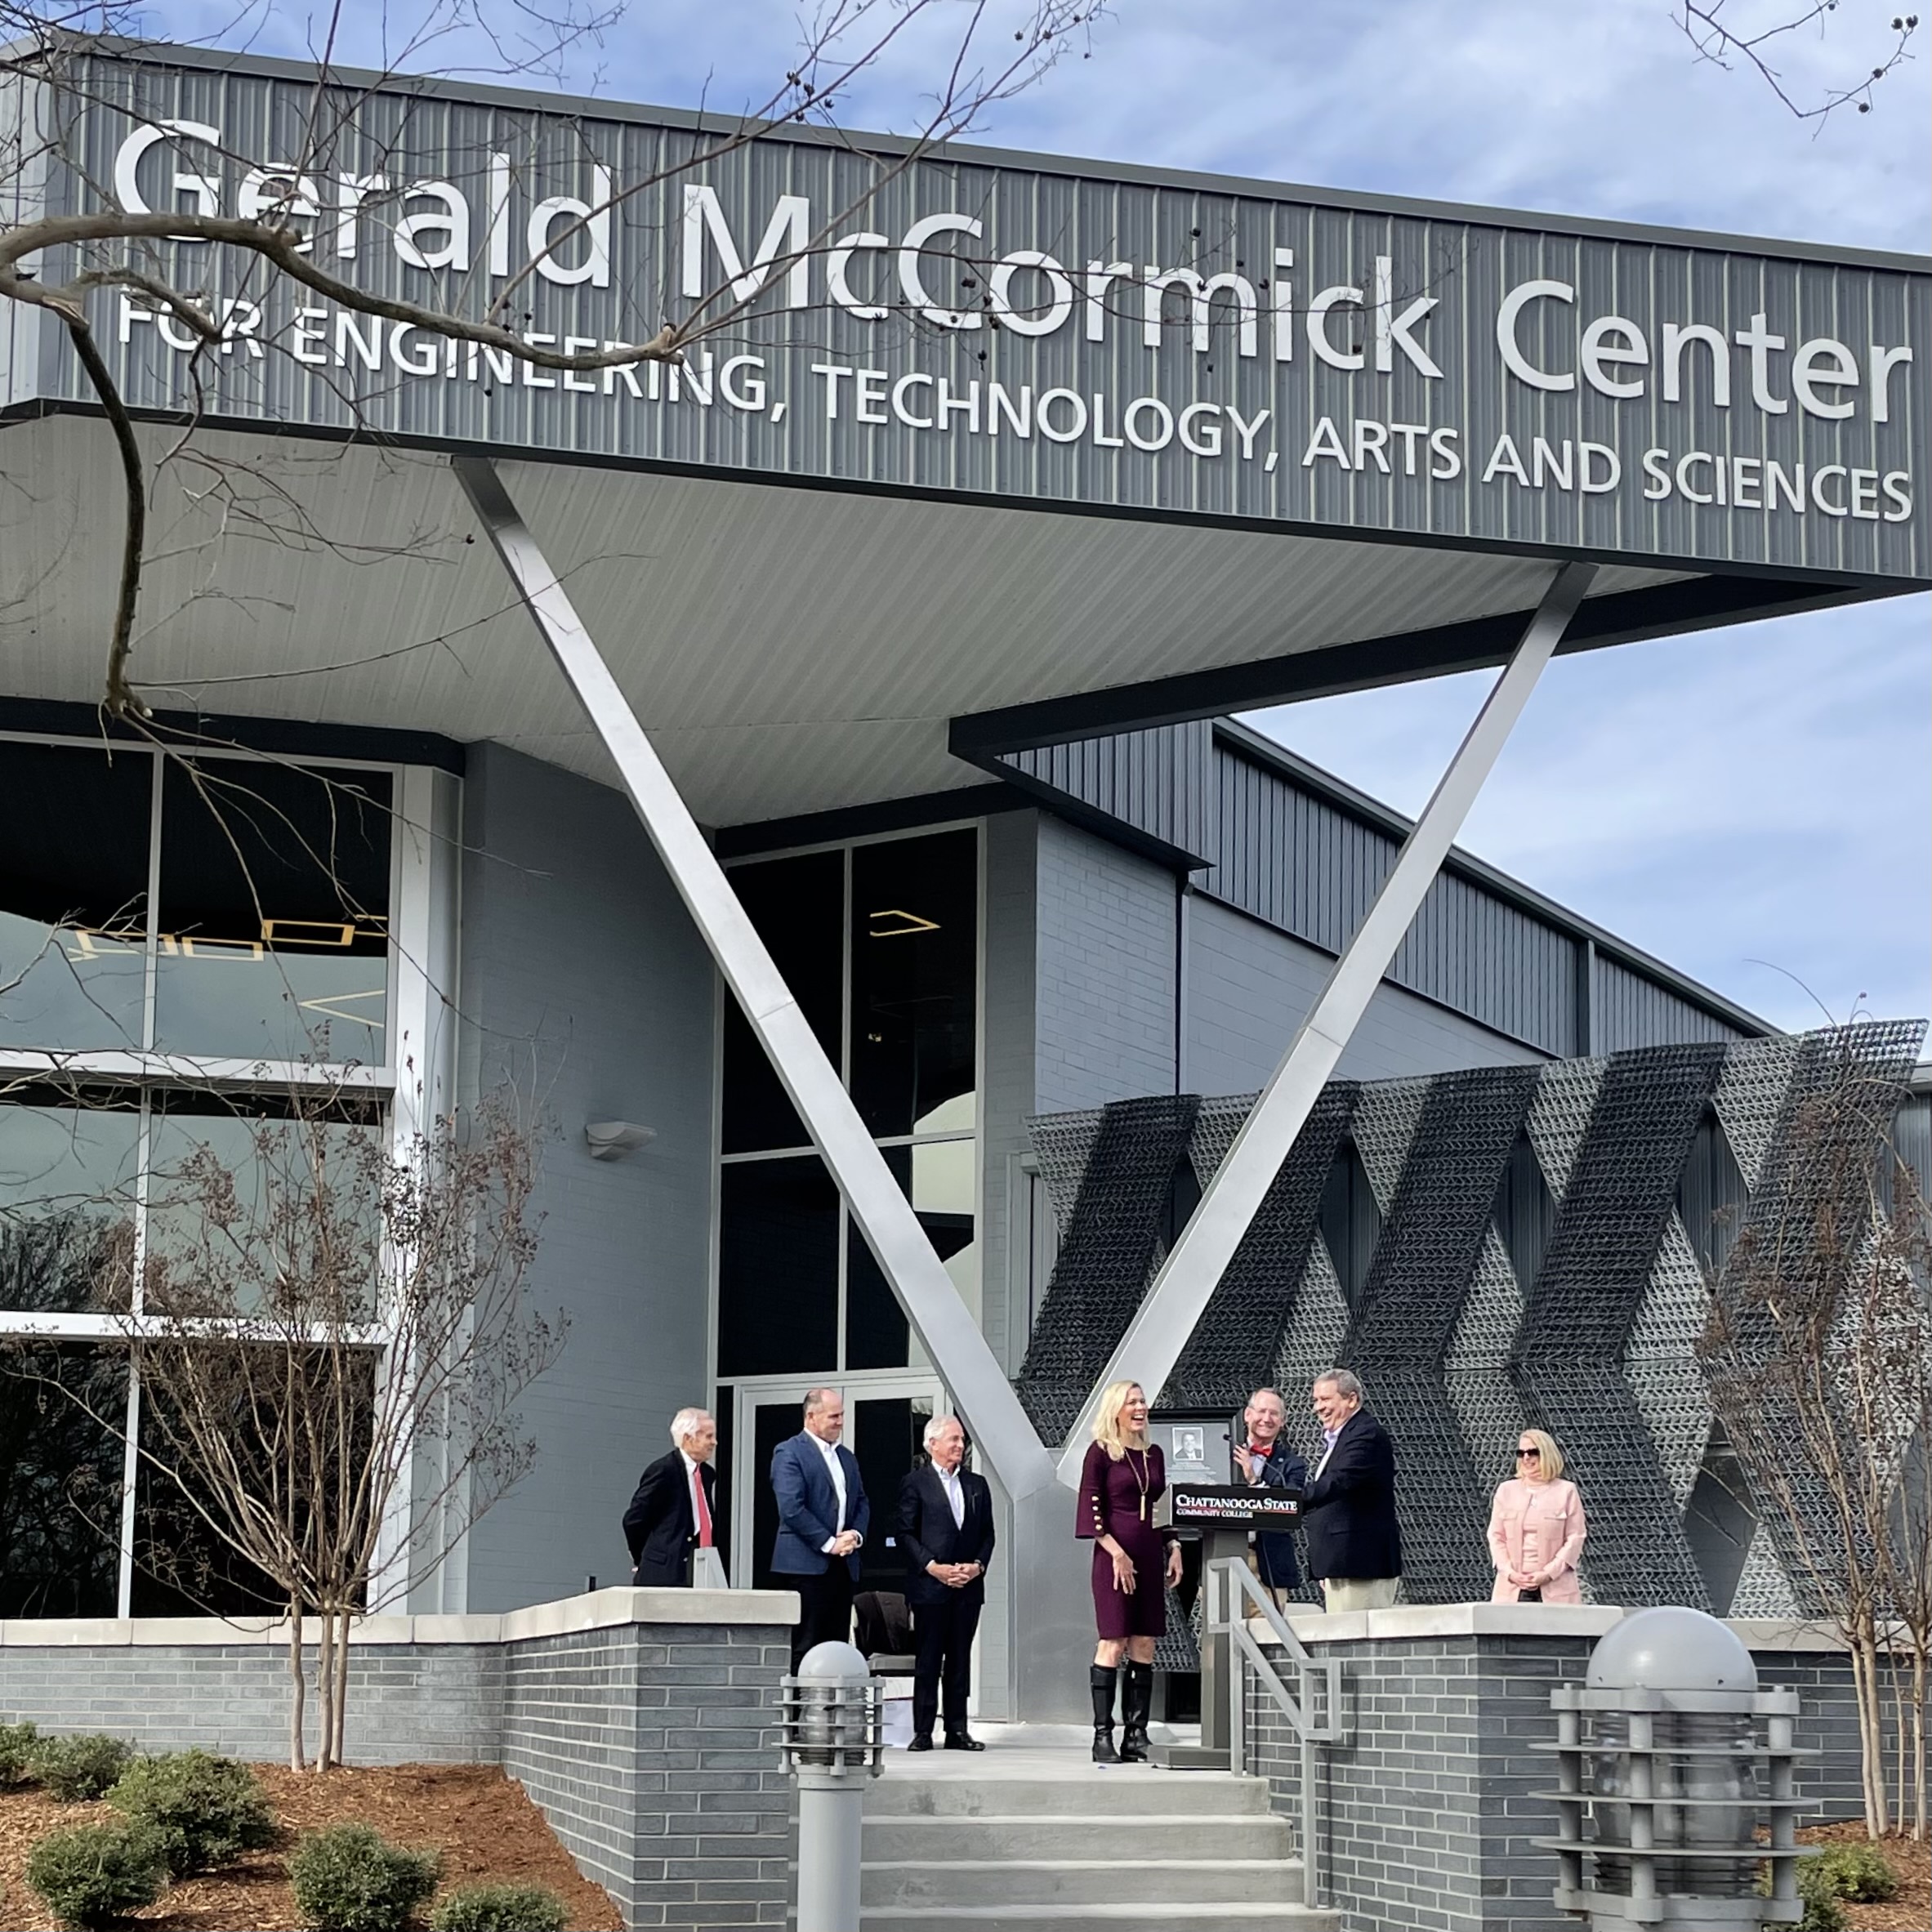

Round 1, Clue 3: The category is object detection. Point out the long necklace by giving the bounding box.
[1127,1446,1150,1523]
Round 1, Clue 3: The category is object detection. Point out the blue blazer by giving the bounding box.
[770,1430,870,1579]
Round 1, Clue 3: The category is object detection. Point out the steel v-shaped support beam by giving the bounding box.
[1051,559,1598,1484]
[460,444,1592,1517]
[453,455,1060,1505]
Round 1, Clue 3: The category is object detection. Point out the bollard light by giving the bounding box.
[1540,1606,1808,1927]
[780,1640,883,1932]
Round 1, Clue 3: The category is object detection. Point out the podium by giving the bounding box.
[1153,1484,1301,1771]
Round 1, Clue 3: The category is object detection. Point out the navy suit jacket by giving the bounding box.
[897,1462,996,1608]
[770,1430,870,1579]
[1239,1437,1307,1591]
[1301,1408,1403,1583]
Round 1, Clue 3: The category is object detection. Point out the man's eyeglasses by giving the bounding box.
[1516,1448,1542,1460]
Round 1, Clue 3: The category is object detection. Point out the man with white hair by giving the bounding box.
[1301,1368,1403,1611]
[622,1406,720,1588]
[896,1415,995,1751]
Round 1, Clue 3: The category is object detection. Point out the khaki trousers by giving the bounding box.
[1320,1577,1400,1612]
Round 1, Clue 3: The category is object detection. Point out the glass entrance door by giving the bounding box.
[730,1378,940,1594]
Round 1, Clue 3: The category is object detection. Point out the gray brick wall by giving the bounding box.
[1187,893,1547,1095]
[1753,1649,1881,1822]
[502,1623,792,1927]
[1,1609,793,1931]
[1247,1629,1894,1932]
[457,745,719,1615]
[0,1641,502,1764]
[1034,813,1177,1111]
[1250,1632,1595,1932]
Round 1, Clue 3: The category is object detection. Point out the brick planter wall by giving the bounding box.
[0,1587,796,1931]
[1244,1606,1907,1932]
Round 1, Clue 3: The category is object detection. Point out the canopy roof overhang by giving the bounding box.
[0,408,1894,828]
[4,40,1925,823]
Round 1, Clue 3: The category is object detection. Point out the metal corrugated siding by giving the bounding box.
[1004,719,1216,859]
[1202,738,1581,1055]
[1893,1090,1931,1194]
[37,51,1930,581]
[1015,721,1770,1059]
[1591,953,1750,1050]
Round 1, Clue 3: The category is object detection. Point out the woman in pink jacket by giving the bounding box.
[1487,1428,1586,1604]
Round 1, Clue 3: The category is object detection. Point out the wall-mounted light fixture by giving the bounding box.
[586,1121,656,1161]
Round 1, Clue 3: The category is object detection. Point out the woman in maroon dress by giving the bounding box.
[1077,1379,1182,1763]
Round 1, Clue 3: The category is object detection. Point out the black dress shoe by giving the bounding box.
[907,1734,934,1752]
[943,1733,985,1751]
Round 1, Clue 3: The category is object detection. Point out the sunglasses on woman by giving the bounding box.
[1516,1447,1541,1460]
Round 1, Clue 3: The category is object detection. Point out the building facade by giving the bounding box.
[13,703,1907,1715]
[2,37,1927,1722]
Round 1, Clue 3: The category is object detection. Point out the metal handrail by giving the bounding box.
[1202,1557,1349,1908]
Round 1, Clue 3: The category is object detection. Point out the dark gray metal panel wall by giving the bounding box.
[1207,738,1589,1053]
[1593,952,1747,1051]
[1002,721,1218,864]
[1896,1089,1932,1196]
[46,48,1930,578]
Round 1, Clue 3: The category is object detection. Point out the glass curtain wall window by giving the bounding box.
[716,826,980,1381]
[0,734,407,1618]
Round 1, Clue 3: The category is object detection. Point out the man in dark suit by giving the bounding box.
[770,1387,870,1671]
[1301,1368,1403,1610]
[622,1406,721,1587]
[1231,1385,1307,1601]
[897,1414,995,1752]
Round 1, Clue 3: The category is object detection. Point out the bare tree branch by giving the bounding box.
[1676,2,1920,123]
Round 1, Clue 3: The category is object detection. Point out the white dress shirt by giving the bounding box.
[939,1464,966,1529]
[810,1430,851,1553]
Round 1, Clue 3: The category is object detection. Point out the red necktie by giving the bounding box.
[692,1465,713,1548]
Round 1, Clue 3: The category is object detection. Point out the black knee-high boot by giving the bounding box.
[1119,1661,1154,1762]
[1089,1664,1121,1764]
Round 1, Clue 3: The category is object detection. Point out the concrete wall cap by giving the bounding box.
[0,1584,801,1650]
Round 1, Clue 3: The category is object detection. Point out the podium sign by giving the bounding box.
[1170,1484,1302,1530]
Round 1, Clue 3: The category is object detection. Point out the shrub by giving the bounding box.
[1809,1840,1899,1903]
[291,1822,441,1932]
[429,1882,569,1932]
[106,1749,278,1876]
[1793,1853,1849,1932]
[0,1719,39,1785]
[24,1821,168,1930]
[29,1734,135,1803]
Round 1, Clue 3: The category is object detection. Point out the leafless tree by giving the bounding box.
[1675,2,1920,122]
[1698,1036,1932,1839]
[5,1073,557,1771]
[1,0,1104,719]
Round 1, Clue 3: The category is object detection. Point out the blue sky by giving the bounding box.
[136,0,1932,1029]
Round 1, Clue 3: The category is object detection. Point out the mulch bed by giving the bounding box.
[1796,1822,1931,1932]
[0,1765,622,1932]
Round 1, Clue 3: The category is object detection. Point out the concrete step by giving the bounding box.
[863,1813,1293,1863]
[864,1856,1305,1907]
[868,1772,1272,1818]
[857,1907,1338,1929]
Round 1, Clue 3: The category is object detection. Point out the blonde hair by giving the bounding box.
[1518,1426,1565,1483]
[1092,1381,1148,1462]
